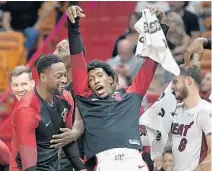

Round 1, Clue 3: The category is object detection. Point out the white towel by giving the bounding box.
[139,82,177,160]
[134,9,180,76]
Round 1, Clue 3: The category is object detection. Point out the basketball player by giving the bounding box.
[171,65,211,171]
[9,56,86,171]
[58,5,169,171]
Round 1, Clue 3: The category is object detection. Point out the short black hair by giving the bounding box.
[36,54,62,75]
[179,65,202,87]
[87,60,116,80]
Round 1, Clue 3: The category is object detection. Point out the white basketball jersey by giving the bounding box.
[171,99,212,171]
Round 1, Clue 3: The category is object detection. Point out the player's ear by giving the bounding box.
[108,76,113,85]
[40,73,47,83]
[187,76,193,86]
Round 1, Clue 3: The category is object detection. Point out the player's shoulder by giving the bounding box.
[198,99,212,112]
[196,99,212,119]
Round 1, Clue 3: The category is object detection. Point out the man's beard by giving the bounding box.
[176,86,188,101]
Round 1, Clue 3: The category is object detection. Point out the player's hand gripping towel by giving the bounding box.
[134,9,180,76]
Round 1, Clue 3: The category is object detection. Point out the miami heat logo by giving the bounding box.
[61,108,68,123]
[112,92,122,101]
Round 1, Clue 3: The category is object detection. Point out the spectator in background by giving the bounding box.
[56,1,78,22]
[166,11,190,65]
[186,1,211,33]
[135,1,170,13]
[0,2,54,60]
[147,65,173,94]
[108,39,142,89]
[153,156,163,171]
[0,2,3,28]
[200,72,211,102]
[168,1,200,40]
[161,150,174,171]
[111,12,141,57]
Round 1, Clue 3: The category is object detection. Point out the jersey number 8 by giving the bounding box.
[178,138,188,152]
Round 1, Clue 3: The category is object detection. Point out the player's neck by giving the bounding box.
[67,70,72,84]
[183,92,201,110]
[36,83,54,105]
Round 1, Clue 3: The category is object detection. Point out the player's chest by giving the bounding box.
[171,111,200,137]
[37,100,71,135]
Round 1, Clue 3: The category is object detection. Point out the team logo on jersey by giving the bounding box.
[61,108,68,122]
[171,121,194,136]
[112,92,122,101]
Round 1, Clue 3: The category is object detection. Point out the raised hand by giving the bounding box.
[148,7,167,24]
[184,37,208,68]
[66,5,85,23]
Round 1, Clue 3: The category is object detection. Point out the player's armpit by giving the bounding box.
[14,107,39,171]
[127,58,157,97]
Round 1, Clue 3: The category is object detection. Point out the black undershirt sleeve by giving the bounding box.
[63,141,86,170]
[205,38,211,50]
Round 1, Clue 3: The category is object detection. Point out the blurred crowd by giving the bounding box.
[0,1,76,60]
[107,1,211,106]
[0,2,211,104]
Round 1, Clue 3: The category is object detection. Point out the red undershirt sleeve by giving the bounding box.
[127,58,157,97]
[14,107,39,171]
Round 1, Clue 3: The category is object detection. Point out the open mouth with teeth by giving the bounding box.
[95,86,104,91]
[58,85,66,93]
[95,85,106,96]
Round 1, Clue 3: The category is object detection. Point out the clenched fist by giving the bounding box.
[66,5,85,23]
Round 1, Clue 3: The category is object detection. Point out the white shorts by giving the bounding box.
[95,148,149,171]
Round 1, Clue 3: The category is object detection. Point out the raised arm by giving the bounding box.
[10,107,39,171]
[127,58,157,97]
[67,6,89,97]
[184,38,211,68]
[127,8,170,98]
